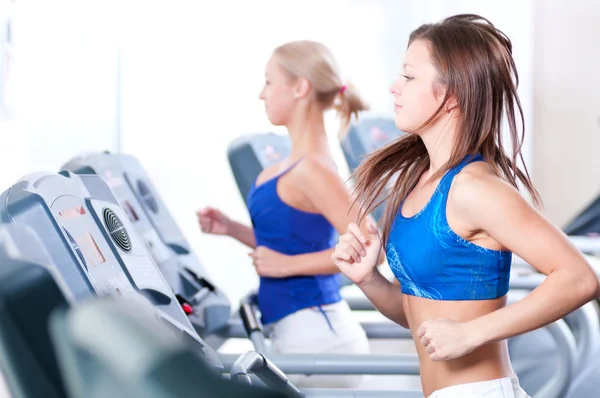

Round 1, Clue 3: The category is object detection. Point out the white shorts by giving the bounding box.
[427,376,531,398]
[267,300,369,389]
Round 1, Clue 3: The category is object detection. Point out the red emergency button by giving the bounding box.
[182,303,193,315]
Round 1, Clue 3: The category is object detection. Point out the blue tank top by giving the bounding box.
[386,154,512,300]
[247,160,341,325]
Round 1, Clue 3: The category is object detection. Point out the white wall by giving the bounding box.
[0,0,25,191]
[9,0,119,175]
[533,0,600,226]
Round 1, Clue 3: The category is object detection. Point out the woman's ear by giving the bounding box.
[445,95,458,113]
[293,77,311,99]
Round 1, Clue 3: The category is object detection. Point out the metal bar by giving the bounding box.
[303,389,423,397]
[216,318,412,340]
[220,353,420,375]
[532,319,577,398]
[229,351,304,397]
[361,321,411,339]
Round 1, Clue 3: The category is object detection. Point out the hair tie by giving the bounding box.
[339,85,347,94]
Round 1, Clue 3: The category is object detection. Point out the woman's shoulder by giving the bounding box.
[449,161,527,219]
[452,161,514,193]
[287,154,351,201]
[292,153,339,181]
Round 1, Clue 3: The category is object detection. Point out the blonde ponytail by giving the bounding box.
[274,40,369,131]
[335,82,370,134]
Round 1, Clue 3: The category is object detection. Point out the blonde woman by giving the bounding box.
[198,40,379,388]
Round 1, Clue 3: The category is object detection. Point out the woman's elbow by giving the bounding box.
[583,274,600,302]
[385,312,408,329]
[576,267,600,303]
[398,317,410,329]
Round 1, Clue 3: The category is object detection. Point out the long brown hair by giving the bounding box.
[352,14,541,245]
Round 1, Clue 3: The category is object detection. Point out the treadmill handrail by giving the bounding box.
[231,352,425,397]
[221,353,420,375]
[230,351,304,397]
[533,318,577,398]
[216,318,412,340]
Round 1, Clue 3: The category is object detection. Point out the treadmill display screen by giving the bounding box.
[58,205,87,219]
[55,201,133,297]
[87,199,173,297]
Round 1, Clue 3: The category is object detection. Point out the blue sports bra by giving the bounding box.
[386,154,512,301]
[247,159,341,325]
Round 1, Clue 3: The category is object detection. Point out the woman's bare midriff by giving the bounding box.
[405,294,515,397]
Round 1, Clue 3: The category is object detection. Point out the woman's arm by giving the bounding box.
[456,173,599,344]
[197,207,256,248]
[332,220,408,327]
[418,170,600,361]
[227,219,257,249]
[356,268,409,328]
